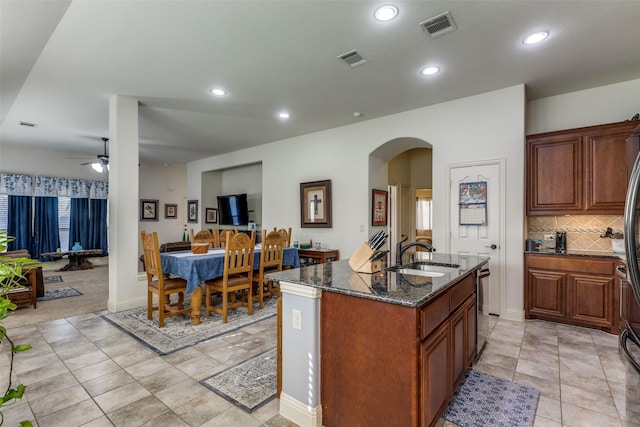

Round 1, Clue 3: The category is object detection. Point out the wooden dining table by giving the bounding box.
[160,246,300,324]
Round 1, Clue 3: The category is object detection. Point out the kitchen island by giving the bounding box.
[267,252,489,427]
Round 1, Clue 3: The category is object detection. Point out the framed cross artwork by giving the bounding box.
[300,179,332,228]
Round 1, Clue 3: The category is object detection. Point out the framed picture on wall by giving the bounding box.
[205,208,218,224]
[140,199,158,221]
[371,189,388,226]
[187,200,198,223]
[164,203,178,219]
[300,179,332,228]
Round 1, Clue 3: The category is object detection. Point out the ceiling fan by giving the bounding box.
[81,137,109,172]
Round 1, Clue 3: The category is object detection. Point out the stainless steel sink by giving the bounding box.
[389,267,445,277]
[386,262,460,278]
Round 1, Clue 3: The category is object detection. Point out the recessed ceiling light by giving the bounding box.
[210,88,227,96]
[278,112,291,119]
[523,31,549,45]
[374,5,398,22]
[420,66,440,76]
[19,121,36,127]
[353,111,363,118]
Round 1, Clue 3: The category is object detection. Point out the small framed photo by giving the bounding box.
[205,208,218,224]
[140,199,159,221]
[372,189,388,226]
[164,203,178,219]
[300,179,332,228]
[187,200,198,223]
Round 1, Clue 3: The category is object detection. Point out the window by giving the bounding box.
[58,196,70,250]
[0,194,7,232]
[416,188,433,232]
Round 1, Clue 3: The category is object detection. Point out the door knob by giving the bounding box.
[485,244,497,249]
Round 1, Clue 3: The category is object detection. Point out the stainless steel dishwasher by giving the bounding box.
[476,266,491,359]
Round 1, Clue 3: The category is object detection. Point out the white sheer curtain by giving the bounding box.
[416,197,432,231]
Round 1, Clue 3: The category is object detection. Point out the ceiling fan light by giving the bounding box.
[92,162,103,173]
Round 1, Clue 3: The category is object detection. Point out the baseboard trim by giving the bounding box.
[279,392,322,427]
[501,307,524,322]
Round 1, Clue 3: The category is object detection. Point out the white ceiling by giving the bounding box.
[2,1,640,165]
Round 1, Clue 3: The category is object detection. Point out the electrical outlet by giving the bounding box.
[544,234,555,240]
[292,309,302,330]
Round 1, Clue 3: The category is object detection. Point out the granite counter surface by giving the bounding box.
[525,249,624,259]
[266,252,489,308]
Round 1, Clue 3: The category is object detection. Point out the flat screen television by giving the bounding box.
[217,193,249,225]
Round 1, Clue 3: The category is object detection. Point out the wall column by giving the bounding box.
[108,95,145,311]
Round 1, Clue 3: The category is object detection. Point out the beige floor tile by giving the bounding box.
[160,345,205,365]
[154,378,212,410]
[175,354,228,380]
[262,413,303,427]
[140,411,190,426]
[81,369,135,397]
[81,415,115,426]
[481,340,522,359]
[93,381,151,414]
[559,366,611,397]
[64,349,110,371]
[472,360,515,381]
[13,351,61,374]
[17,359,70,385]
[533,416,562,427]
[107,394,170,427]
[37,398,105,427]
[200,405,262,427]
[172,392,232,425]
[0,400,35,426]
[561,402,623,427]
[535,395,561,423]
[26,371,79,401]
[29,383,91,418]
[73,358,121,383]
[124,355,172,380]
[111,346,158,369]
[138,366,191,394]
[513,371,561,400]
[561,383,617,415]
[516,358,559,382]
[251,397,280,423]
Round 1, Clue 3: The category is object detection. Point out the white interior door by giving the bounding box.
[447,160,504,315]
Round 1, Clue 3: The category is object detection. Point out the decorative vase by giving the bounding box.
[72,242,83,251]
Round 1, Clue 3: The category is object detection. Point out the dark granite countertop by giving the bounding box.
[524,249,624,260]
[266,252,489,308]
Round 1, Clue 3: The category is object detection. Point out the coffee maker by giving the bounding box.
[555,231,567,253]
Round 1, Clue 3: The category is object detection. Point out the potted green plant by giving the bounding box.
[1,231,40,427]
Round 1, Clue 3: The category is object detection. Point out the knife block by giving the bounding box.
[349,242,383,274]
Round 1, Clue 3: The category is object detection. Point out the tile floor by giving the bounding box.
[0,312,636,426]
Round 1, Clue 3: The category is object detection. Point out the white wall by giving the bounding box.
[190,84,527,319]
[527,78,640,134]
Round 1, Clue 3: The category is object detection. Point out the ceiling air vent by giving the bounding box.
[337,50,369,68]
[419,11,457,38]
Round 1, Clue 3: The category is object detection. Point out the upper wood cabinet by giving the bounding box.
[527,120,640,215]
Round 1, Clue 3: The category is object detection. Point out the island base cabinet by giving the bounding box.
[321,291,420,427]
[320,273,478,427]
[422,321,451,427]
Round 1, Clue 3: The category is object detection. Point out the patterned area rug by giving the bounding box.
[201,347,276,413]
[103,297,277,355]
[443,369,540,427]
[43,275,64,285]
[37,287,82,301]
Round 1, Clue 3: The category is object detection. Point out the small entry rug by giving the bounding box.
[103,297,277,355]
[37,287,82,301]
[43,275,64,285]
[442,369,540,427]
[201,347,276,413]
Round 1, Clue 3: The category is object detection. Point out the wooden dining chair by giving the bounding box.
[217,228,237,248]
[273,227,292,247]
[253,230,284,308]
[140,231,190,328]
[192,229,218,248]
[205,230,256,323]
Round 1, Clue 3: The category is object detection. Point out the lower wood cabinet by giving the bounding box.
[525,254,617,333]
[321,272,477,427]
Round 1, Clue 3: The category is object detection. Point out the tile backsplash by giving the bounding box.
[526,215,623,252]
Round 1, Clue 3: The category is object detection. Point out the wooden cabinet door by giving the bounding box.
[568,273,613,327]
[527,269,567,319]
[527,136,582,214]
[584,124,636,212]
[421,321,451,427]
[450,304,466,388]
[465,296,477,367]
